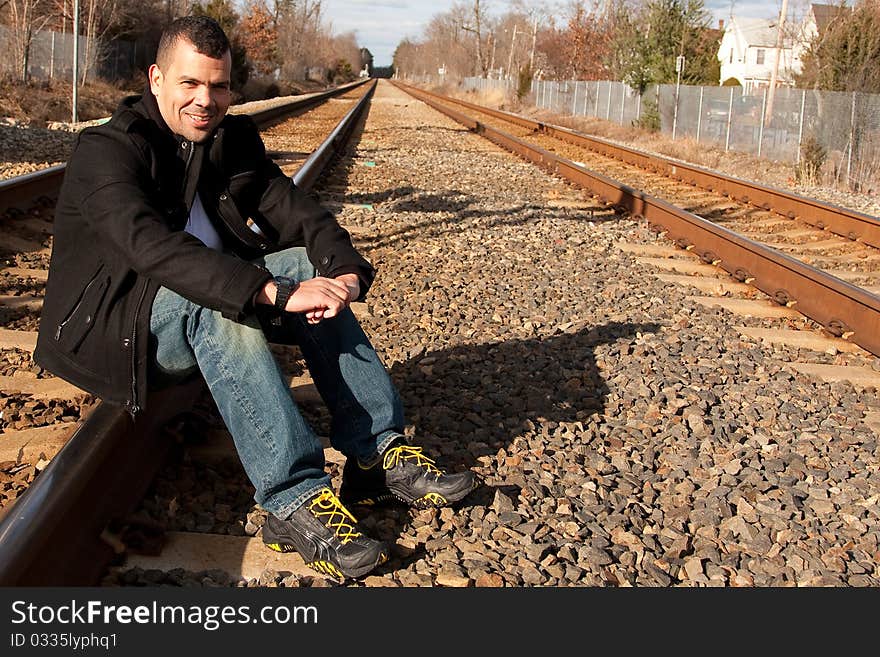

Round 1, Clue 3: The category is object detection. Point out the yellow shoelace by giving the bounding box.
[382,444,444,476]
[309,488,361,543]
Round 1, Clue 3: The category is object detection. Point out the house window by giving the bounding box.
[729,48,733,63]
[756,49,765,65]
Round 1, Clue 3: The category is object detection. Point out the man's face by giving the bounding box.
[148,39,232,142]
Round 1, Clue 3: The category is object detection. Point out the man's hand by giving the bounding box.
[256,275,358,324]
[334,273,360,303]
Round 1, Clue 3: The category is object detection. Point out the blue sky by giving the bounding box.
[321,1,807,67]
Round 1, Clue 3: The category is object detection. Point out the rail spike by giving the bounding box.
[699,251,718,265]
[826,319,850,338]
[733,268,750,283]
[773,289,793,306]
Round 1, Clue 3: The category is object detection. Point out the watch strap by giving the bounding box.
[273,276,296,314]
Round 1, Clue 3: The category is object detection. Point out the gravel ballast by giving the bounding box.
[106,80,880,588]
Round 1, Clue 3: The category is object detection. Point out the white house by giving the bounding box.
[717,4,853,91]
[717,16,800,91]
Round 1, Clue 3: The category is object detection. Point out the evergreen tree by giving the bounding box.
[797,2,880,92]
[616,0,719,91]
[192,0,249,89]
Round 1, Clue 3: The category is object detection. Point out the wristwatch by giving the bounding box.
[273,276,297,318]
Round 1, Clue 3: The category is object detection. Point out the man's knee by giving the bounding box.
[256,246,316,281]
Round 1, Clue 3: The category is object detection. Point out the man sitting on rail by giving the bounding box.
[35,15,478,582]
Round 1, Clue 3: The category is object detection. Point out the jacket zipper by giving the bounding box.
[126,140,196,418]
[127,282,149,418]
[55,275,101,340]
[183,139,195,175]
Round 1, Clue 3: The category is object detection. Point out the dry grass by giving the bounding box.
[0,76,137,125]
[437,83,870,195]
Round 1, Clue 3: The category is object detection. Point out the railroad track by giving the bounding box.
[1,79,878,588]
[392,81,880,367]
[0,79,375,585]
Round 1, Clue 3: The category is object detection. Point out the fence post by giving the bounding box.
[696,86,704,142]
[72,0,79,123]
[757,88,767,158]
[619,85,625,124]
[656,85,661,133]
[572,80,579,116]
[594,81,600,117]
[605,81,612,120]
[582,81,589,116]
[636,92,641,124]
[848,90,856,187]
[796,88,806,165]
[725,86,733,151]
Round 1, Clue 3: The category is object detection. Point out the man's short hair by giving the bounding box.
[156,15,230,69]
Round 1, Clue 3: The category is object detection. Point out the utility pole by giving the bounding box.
[506,23,518,79]
[72,0,80,123]
[765,0,789,126]
[473,0,485,76]
[489,33,496,73]
[529,15,537,71]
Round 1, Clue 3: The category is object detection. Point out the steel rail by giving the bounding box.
[294,79,377,190]
[401,83,880,250]
[0,79,370,214]
[394,81,880,358]
[0,165,66,216]
[0,79,375,586]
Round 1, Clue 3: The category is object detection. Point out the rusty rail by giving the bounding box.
[404,84,880,250]
[0,80,375,585]
[394,81,880,358]
[0,79,370,214]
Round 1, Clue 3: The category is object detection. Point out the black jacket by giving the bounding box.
[35,90,375,415]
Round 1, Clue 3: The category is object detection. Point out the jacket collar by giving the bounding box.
[137,84,175,136]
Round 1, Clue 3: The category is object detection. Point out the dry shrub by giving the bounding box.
[797,134,826,186]
[850,131,880,193]
[475,88,508,109]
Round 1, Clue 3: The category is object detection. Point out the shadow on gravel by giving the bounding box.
[364,319,662,574]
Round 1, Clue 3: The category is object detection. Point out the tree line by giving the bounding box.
[393,0,880,95]
[0,0,366,90]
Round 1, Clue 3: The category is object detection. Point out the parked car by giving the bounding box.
[704,98,729,121]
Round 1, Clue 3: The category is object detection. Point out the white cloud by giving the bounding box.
[322,0,459,66]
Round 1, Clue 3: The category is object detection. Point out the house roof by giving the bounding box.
[731,17,779,47]
[811,3,851,34]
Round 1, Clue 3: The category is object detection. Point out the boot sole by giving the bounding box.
[265,541,388,581]
[343,477,479,509]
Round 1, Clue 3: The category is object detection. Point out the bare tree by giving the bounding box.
[77,0,124,83]
[4,0,52,81]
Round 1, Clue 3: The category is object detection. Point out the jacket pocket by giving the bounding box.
[228,170,268,213]
[54,265,110,352]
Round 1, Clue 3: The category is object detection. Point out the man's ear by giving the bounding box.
[148,64,163,96]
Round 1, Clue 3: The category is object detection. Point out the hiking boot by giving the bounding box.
[262,487,388,581]
[340,440,479,509]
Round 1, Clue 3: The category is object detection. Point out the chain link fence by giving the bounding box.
[459,76,880,192]
[0,26,141,83]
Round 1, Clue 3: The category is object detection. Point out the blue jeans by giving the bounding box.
[148,246,404,519]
